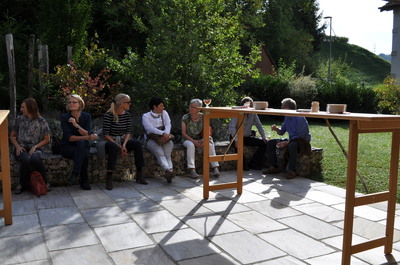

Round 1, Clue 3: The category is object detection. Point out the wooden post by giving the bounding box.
[5,33,16,121]
[38,43,49,111]
[67,46,73,63]
[28,34,35,97]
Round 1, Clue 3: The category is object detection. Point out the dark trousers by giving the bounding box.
[61,140,90,183]
[266,138,299,171]
[105,139,145,171]
[244,137,267,167]
[15,150,48,188]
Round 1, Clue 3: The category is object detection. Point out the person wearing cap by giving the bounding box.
[229,96,267,170]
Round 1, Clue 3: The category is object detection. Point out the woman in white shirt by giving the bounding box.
[142,97,174,183]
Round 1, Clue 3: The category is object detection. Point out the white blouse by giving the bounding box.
[142,110,172,136]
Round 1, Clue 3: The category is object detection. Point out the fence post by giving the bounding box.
[67,46,73,63]
[28,34,35,97]
[5,33,16,121]
[38,42,49,111]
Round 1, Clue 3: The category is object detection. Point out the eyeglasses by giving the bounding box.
[68,101,79,104]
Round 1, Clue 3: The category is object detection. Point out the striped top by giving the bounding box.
[102,111,132,137]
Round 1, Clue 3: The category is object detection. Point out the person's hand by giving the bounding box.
[263,138,268,143]
[271,124,279,132]
[276,140,288,149]
[121,145,128,158]
[193,139,203,148]
[162,132,170,143]
[15,145,25,156]
[68,117,78,128]
[28,145,37,156]
[89,134,98,141]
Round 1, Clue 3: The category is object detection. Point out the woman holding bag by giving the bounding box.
[142,97,174,183]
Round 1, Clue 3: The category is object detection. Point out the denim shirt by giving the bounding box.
[279,116,311,142]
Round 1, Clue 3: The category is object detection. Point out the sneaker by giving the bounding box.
[286,171,298,179]
[80,182,91,190]
[262,167,280,175]
[189,170,199,179]
[212,167,220,177]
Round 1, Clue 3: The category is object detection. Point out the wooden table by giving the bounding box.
[201,107,400,265]
[0,110,12,225]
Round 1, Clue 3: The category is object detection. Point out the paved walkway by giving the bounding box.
[1,170,400,265]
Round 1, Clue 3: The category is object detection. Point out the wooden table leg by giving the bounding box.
[0,117,12,225]
[342,120,358,265]
[203,111,210,199]
[385,129,400,254]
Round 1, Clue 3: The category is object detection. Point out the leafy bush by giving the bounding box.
[374,76,400,114]
[43,62,122,118]
[239,75,290,108]
[317,79,378,113]
[289,75,317,109]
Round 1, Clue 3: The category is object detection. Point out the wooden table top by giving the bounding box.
[199,107,400,122]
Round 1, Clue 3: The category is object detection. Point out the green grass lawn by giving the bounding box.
[261,119,397,201]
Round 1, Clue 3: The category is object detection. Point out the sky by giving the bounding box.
[317,0,393,55]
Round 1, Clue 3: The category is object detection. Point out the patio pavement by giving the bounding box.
[1,170,400,265]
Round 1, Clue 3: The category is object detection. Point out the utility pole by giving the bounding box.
[324,16,332,82]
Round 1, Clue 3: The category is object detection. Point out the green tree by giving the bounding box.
[259,0,325,74]
[38,0,92,68]
[125,0,260,112]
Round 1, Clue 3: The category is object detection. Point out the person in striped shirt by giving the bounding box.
[100,93,147,189]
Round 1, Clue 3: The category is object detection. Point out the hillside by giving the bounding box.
[317,40,391,86]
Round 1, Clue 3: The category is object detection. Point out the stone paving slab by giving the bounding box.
[43,223,99,251]
[1,170,400,264]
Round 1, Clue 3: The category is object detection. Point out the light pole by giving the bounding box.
[324,16,332,82]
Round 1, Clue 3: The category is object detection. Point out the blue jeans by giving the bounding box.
[266,138,299,172]
[15,149,48,189]
[61,140,90,183]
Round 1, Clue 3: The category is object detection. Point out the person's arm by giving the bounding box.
[182,120,202,148]
[10,130,25,156]
[254,115,267,140]
[229,118,238,141]
[142,113,164,135]
[28,134,51,156]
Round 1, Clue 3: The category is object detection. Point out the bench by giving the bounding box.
[7,142,323,187]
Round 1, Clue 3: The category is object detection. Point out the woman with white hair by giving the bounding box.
[99,93,147,189]
[181,98,220,179]
[60,94,98,190]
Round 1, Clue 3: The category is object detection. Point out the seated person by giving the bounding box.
[181,98,220,179]
[263,98,311,179]
[60,94,98,190]
[10,98,51,194]
[229,97,267,170]
[97,93,147,189]
[142,97,174,183]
